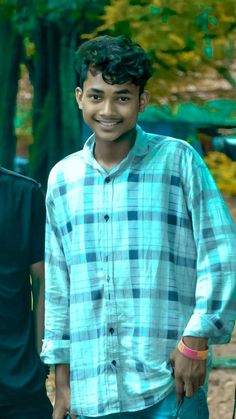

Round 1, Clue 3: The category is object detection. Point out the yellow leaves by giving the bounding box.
[204,151,236,196]
[94,0,236,101]
[168,34,185,49]
[151,0,161,6]
[205,151,231,167]
[24,37,35,58]
[99,0,130,30]
[178,51,200,67]
[156,51,178,66]
[212,38,229,60]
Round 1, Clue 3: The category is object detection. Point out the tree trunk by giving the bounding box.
[0,21,22,169]
[60,28,82,158]
[30,20,82,190]
[29,20,59,188]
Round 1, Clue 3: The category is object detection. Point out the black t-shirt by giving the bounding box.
[0,167,47,404]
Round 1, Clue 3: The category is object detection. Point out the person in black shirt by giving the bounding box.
[0,167,52,418]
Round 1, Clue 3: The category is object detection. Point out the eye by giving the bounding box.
[92,94,101,101]
[118,96,130,103]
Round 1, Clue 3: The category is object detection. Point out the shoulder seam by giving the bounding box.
[0,167,41,188]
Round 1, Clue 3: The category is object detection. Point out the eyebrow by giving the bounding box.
[87,88,104,94]
[115,88,132,94]
[87,88,133,95]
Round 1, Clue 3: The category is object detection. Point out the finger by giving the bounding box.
[53,407,69,419]
[199,378,205,387]
[184,381,194,398]
[65,413,77,419]
[170,351,175,363]
[199,373,206,387]
[64,412,74,419]
[193,379,201,393]
[175,378,185,403]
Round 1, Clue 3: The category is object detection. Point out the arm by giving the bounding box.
[40,174,71,419]
[53,364,74,419]
[29,183,46,354]
[171,146,236,400]
[31,261,45,353]
[183,154,236,342]
[41,195,70,364]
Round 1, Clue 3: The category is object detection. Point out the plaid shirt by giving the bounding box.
[41,125,236,416]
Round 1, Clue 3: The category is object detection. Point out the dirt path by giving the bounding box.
[207,195,236,419]
[208,329,236,418]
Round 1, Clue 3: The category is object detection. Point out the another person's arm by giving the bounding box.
[29,183,46,353]
[31,261,45,353]
[53,364,72,419]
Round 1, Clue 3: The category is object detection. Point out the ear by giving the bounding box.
[75,87,83,109]
[139,91,150,113]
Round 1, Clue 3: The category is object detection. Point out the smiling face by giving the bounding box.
[75,71,149,145]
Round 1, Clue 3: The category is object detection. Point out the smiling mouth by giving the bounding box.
[96,120,120,127]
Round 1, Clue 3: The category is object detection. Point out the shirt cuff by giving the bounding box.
[40,339,70,364]
[183,313,234,344]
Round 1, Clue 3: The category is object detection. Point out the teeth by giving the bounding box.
[99,121,118,126]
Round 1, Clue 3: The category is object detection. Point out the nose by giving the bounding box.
[99,99,116,117]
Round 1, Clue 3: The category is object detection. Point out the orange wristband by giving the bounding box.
[178,338,208,361]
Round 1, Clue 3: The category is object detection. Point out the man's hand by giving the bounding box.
[53,385,77,419]
[53,384,71,419]
[53,364,76,419]
[170,336,208,402]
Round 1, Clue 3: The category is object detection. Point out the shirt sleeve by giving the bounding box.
[41,176,70,364]
[182,147,236,344]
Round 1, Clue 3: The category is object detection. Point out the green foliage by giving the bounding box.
[97,0,236,102]
[0,0,107,25]
[0,0,108,184]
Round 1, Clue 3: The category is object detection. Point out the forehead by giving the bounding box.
[83,71,139,94]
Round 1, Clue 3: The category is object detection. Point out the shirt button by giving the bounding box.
[111,360,117,366]
[104,214,109,222]
[109,327,114,334]
[105,177,111,183]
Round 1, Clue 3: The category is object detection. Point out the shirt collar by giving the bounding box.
[81,124,149,172]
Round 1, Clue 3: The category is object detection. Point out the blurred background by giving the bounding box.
[1,0,236,192]
[0,1,235,417]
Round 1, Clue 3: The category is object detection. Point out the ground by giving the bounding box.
[208,329,236,418]
[207,195,236,419]
[46,195,236,418]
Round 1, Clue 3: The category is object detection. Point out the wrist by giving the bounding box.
[178,338,208,361]
[55,363,70,388]
[183,336,208,350]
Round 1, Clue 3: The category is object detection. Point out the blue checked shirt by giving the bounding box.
[41,125,236,416]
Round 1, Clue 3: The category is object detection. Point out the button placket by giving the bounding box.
[103,176,119,381]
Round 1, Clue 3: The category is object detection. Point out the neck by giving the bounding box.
[94,129,136,170]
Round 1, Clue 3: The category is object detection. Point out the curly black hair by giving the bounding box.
[74,35,153,93]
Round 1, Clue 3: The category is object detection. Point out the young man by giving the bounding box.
[0,167,52,418]
[41,36,236,419]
